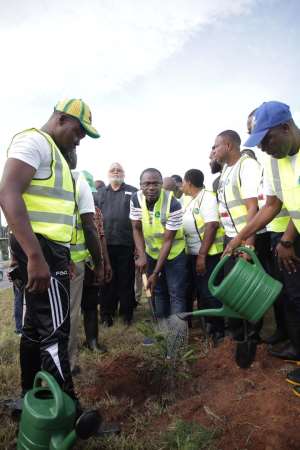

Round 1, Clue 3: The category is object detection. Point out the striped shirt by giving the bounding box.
[130,190,183,231]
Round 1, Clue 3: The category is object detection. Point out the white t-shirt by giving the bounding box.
[183,190,219,255]
[8,129,75,247]
[218,157,261,237]
[8,130,53,178]
[72,171,95,215]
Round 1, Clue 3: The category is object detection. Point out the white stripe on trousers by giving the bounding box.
[48,278,63,330]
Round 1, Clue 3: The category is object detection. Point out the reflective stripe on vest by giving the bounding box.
[220,155,252,233]
[140,189,185,260]
[70,171,90,263]
[266,152,300,233]
[11,128,75,243]
[192,190,224,255]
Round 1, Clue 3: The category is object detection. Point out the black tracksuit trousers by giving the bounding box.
[10,234,76,400]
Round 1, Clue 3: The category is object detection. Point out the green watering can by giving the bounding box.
[178,246,283,323]
[17,371,101,450]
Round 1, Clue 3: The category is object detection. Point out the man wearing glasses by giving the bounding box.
[130,168,187,321]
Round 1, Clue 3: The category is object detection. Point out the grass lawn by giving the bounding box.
[0,288,217,450]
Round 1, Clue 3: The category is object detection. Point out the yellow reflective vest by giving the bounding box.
[10,128,75,243]
[218,155,256,233]
[70,171,90,263]
[257,168,290,233]
[265,151,300,233]
[185,190,224,255]
[139,189,185,260]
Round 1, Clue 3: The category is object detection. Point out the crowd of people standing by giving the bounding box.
[1,98,300,416]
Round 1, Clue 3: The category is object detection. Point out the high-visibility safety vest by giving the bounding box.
[70,171,90,263]
[267,206,290,233]
[9,128,75,243]
[265,151,300,233]
[257,168,290,233]
[188,190,224,255]
[139,189,185,260]
[218,155,257,234]
[180,193,193,209]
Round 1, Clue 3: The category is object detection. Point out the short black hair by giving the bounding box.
[171,174,182,183]
[241,148,257,160]
[140,168,163,182]
[184,169,204,188]
[218,130,241,147]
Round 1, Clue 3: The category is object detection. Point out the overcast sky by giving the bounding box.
[1,0,300,189]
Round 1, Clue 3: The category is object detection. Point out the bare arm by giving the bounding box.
[276,219,300,273]
[81,212,104,283]
[196,221,219,274]
[100,235,112,283]
[152,229,176,275]
[0,158,50,292]
[131,220,147,272]
[282,219,298,242]
[243,197,259,246]
[147,229,176,292]
[223,195,282,255]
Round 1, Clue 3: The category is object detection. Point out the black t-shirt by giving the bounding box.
[93,183,137,247]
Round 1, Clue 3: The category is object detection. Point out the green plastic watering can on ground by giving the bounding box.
[17,371,101,450]
[178,246,283,323]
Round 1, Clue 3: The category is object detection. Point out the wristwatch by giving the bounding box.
[279,240,293,249]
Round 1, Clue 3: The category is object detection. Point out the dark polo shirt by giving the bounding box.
[93,183,137,247]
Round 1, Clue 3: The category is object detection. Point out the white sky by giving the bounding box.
[1,0,299,196]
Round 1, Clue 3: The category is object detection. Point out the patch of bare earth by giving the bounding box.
[82,339,300,449]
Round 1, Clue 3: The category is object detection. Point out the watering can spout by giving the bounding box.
[50,430,77,450]
[177,307,242,321]
[176,312,191,320]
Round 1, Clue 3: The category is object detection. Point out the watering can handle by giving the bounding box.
[208,246,263,294]
[33,371,64,419]
[208,254,230,294]
[237,246,263,269]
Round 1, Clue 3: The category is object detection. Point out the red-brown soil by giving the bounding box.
[82,338,300,450]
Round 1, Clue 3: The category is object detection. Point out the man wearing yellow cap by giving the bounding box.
[0,99,100,407]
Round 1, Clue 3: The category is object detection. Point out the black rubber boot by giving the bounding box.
[268,320,300,361]
[264,328,288,346]
[83,310,107,353]
[286,368,300,386]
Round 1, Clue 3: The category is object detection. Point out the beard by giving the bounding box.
[210,160,222,174]
[109,176,124,185]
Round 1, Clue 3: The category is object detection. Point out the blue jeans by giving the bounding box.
[13,285,24,333]
[146,251,187,319]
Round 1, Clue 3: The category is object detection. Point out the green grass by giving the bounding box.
[161,419,219,450]
[0,288,219,450]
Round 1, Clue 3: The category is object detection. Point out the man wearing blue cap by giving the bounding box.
[223,101,300,363]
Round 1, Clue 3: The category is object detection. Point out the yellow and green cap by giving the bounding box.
[54,98,100,138]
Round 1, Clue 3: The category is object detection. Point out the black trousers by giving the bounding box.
[100,245,135,321]
[186,254,224,333]
[270,232,300,318]
[224,233,271,340]
[10,234,75,399]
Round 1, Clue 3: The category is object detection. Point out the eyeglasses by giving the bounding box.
[140,182,162,188]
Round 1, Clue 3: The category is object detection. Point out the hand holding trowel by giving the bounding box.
[142,273,157,322]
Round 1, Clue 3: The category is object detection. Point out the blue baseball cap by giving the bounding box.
[244,101,292,147]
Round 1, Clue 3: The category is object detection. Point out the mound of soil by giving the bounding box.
[83,340,300,449]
